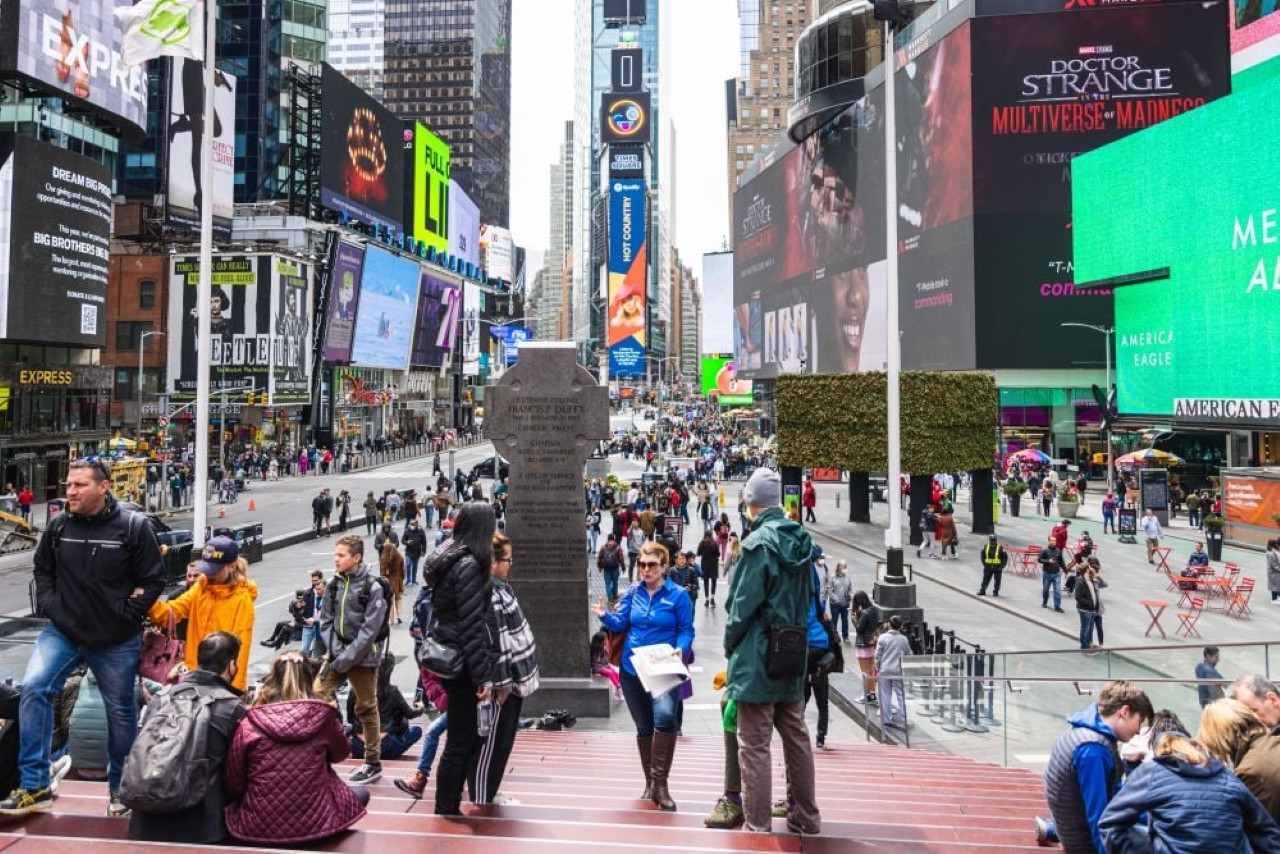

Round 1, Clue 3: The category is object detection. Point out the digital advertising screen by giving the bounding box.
[608,179,648,378]
[448,179,480,266]
[609,144,645,179]
[1233,0,1280,60]
[0,0,148,135]
[600,92,651,145]
[407,122,449,254]
[603,0,646,24]
[269,256,312,403]
[480,224,513,282]
[320,65,405,233]
[409,271,461,369]
[323,241,364,363]
[350,245,420,370]
[461,282,480,377]
[700,355,753,406]
[700,251,733,354]
[166,57,235,239]
[1073,70,1280,427]
[167,254,273,400]
[0,134,110,346]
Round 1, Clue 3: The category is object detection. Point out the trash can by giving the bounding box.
[228,522,264,564]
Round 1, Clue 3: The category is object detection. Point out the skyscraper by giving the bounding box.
[533,121,575,341]
[383,0,513,227]
[328,0,386,99]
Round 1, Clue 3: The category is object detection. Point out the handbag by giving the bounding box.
[138,609,184,684]
[416,635,464,679]
[813,590,844,675]
[758,609,807,679]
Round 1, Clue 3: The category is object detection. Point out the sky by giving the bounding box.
[509,0,740,268]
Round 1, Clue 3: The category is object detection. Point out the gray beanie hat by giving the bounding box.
[743,467,782,509]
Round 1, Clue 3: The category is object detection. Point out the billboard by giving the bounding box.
[407,122,450,254]
[600,92,651,145]
[166,57,235,239]
[608,179,647,378]
[1233,0,1280,59]
[700,355,753,406]
[609,144,645,179]
[350,245,420,370]
[603,0,647,24]
[701,251,733,354]
[491,324,530,366]
[461,282,481,376]
[611,46,642,92]
[410,271,461,369]
[323,241,365,363]
[1073,70,1280,427]
[0,134,110,346]
[480,224,513,281]
[448,179,481,266]
[320,64,404,232]
[0,0,148,134]
[167,254,312,403]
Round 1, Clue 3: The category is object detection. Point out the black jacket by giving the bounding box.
[34,498,166,648]
[426,544,497,686]
[854,605,881,648]
[128,670,245,844]
[1039,546,1066,574]
[402,526,428,557]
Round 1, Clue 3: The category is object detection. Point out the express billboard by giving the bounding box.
[0,134,110,346]
[0,0,148,135]
[323,241,365,363]
[1073,70,1280,427]
[608,179,647,378]
[409,271,461,369]
[406,122,449,254]
[700,355,753,406]
[166,253,312,403]
[320,65,404,233]
[350,245,420,370]
[166,57,235,239]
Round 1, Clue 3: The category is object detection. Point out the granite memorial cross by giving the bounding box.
[483,342,611,715]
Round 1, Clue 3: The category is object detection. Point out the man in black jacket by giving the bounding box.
[1,458,165,818]
[128,632,245,843]
[1039,534,1067,613]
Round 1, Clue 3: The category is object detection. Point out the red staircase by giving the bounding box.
[0,730,1052,852]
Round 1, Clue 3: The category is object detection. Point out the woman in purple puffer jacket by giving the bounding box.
[224,652,366,844]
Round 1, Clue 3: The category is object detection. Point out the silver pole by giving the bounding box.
[192,0,217,546]
[1105,328,1113,492]
[884,20,903,556]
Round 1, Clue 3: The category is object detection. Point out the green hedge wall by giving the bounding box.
[776,372,997,474]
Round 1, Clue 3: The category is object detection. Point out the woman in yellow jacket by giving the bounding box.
[147,534,258,690]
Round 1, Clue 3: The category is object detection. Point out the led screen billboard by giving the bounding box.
[350,245,420,370]
[1073,70,1280,428]
[600,92,651,145]
[409,271,461,369]
[166,57,235,239]
[480,224,513,282]
[407,122,449,254]
[609,144,645,179]
[700,355,753,406]
[323,241,365,363]
[320,65,404,232]
[0,134,110,346]
[448,179,480,266]
[166,253,312,403]
[0,0,148,134]
[461,282,480,376]
[608,179,647,378]
[701,251,734,354]
[603,0,646,24]
[1233,0,1280,57]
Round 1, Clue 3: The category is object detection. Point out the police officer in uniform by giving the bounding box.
[977,534,1008,597]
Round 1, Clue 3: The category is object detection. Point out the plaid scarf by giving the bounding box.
[491,578,540,697]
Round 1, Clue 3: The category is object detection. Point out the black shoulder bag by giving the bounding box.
[812,588,844,676]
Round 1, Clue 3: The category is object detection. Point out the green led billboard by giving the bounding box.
[410,123,450,254]
[700,355,753,406]
[1072,68,1280,427]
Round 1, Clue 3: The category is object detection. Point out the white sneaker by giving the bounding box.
[49,755,72,794]
[492,793,521,805]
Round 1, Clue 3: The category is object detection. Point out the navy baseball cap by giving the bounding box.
[195,535,239,575]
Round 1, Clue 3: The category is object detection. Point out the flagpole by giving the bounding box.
[192,0,216,546]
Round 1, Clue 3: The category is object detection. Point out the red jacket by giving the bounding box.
[224,700,365,844]
[1051,523,1069,550]
[802,484,816,508]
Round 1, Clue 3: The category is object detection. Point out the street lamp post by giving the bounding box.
[1061,322,1116,491]
[137,330,165,441]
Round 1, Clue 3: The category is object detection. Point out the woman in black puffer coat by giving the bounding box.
[423,501,498,816]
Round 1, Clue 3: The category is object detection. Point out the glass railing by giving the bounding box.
[882,640,1278,768]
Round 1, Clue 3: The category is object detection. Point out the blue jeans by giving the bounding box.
[1041,571,1062,609]
[829,603,850,641]
[350,725,422,762]
[406,553,421,586]
[587,530,599,553]
[1078,611,1097,650]
[301,623,319,656]
[603,568,620,602]
[417,713,449,775]
[424,505,436,528]
[620,668,679,736]
[19,623,141,790]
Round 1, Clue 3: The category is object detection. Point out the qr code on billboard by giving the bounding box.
[81,305,98,336]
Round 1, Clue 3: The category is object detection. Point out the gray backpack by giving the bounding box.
[118,683,218,813]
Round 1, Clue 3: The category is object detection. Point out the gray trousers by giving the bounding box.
[737,700,821,833]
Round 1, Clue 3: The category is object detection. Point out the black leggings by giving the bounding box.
[702,576,718,597]
[435,678,482,814]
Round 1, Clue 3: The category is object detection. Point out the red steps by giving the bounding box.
[0,731,1052,853]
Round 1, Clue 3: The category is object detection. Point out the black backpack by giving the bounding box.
[118,682,222,813]
[599,544,621,571]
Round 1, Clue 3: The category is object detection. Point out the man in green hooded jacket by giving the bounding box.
[724,467,821,835]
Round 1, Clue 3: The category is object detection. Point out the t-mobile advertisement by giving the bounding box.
[323,241,364,363]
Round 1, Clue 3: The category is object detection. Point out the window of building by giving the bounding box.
[116,320,154,351]
[760,108,769,118]
[114,369,135,402]
[138,279,156,309]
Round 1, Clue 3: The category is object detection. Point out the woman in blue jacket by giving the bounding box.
[1099,730,1280,853]
[592,542,693,813]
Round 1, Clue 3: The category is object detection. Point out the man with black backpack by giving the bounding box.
[125,632,245,843]
[316,534,390,785]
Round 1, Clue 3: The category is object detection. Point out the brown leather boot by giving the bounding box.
[650,731,677,811]
[636,735,653,800]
